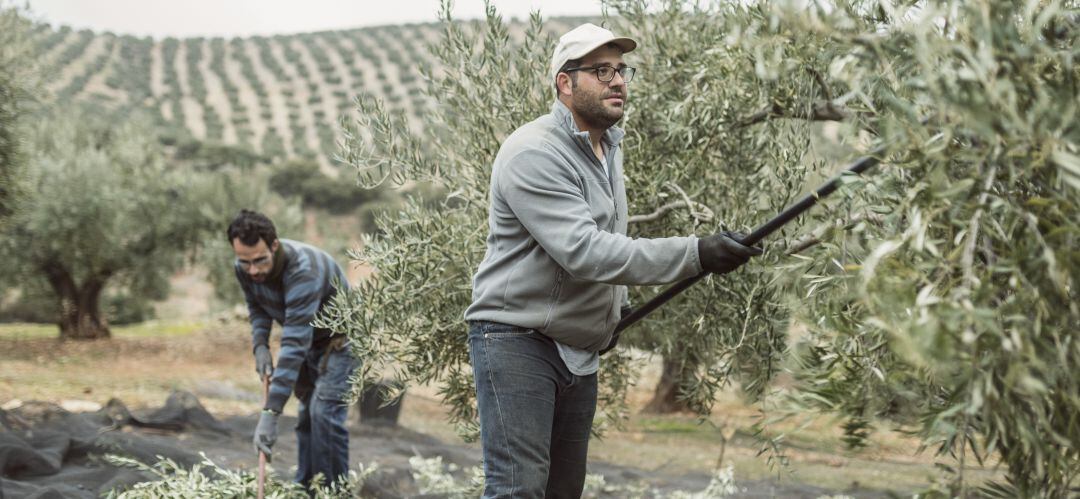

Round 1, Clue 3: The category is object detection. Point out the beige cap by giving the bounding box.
[549,23,637,83]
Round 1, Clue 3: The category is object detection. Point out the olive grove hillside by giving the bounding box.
[22,16,587,168]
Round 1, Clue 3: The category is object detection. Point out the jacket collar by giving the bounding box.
[551,99,626,148]
[266,241,289,284]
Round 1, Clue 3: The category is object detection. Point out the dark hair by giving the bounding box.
[554,57,583,96]
[227,209,277,247]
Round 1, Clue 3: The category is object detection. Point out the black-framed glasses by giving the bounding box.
[236,255,272,270]
[564,65,637,83]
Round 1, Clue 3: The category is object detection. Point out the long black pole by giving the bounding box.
[613,145,888,334]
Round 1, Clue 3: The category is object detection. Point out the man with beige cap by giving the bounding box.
[464,23,761,497]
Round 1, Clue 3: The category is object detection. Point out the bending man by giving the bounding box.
[228,209,357,489]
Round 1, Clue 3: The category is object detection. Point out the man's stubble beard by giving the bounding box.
[572,89,624,130]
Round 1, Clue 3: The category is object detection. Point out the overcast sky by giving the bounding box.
[21,0,604,38]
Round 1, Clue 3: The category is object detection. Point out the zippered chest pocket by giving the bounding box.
[583,177,616,231]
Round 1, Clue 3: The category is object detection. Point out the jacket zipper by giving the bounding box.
[581,136,619,221]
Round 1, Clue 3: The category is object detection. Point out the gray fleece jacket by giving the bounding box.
[464,100,703,351]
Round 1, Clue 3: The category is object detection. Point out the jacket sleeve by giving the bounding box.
[238,268,273,352]
[264,271,320,413]
[498,147,702,286]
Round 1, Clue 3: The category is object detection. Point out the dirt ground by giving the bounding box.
[0,321,999,497]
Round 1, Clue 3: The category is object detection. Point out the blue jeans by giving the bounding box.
[292,339,357,489]
[468,321,598,499]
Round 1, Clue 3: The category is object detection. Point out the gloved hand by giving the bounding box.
[253,410,279,462]
[254,344,274,380]
[600,306,634,356]
[697,231,763,275]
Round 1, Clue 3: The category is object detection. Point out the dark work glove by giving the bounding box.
[697,231,763,275]
[254,344,274,380]
[600,306,634,356]
[253,410,279,462]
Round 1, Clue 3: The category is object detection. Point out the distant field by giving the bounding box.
[26,18,584,169]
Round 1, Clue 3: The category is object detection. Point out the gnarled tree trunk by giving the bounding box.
[643,355,693,414]
[42,261,111,340]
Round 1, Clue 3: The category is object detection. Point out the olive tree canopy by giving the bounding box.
[0,106,276,339]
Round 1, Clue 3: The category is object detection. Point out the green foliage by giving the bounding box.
[0,104,293,333]
[104,452,748,498]
[756,1,1079,495]
[172,137,268,171]
[0,6,38,226]
[407,455,483,497]
[260,127,288,159]
[31,24,70,55]
[104,289,163,325]
[606,0,831,413]
[0,280,57,323]
[0,105,216,334]
[267,159,385,214]
[104,454,377,498]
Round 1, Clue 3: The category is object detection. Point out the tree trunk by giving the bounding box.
[59,282,110,340]
[42,261,111,340]
[643,355,693,414]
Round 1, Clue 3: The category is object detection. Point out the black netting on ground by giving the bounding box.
[0,390,223,498]
[0,389,851,498]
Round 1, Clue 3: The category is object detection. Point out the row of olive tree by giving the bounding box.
[320,0,1077,495]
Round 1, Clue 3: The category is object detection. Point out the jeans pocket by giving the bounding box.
[315,349,356,403]
[482,323,536,340]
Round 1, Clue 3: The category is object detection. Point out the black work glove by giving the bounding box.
[697,231,763,275]
[254,344,274,380]
[600,305,634,356]
[253,410,279,462]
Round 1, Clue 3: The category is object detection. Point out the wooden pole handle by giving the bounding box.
[257,375,270,499]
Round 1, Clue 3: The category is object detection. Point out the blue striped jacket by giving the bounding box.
[235,239,349,413]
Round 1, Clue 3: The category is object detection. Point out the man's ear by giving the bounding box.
[556,72,574,97]
[270,239,280,253]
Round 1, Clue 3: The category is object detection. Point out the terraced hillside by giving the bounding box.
[26,19,582,169]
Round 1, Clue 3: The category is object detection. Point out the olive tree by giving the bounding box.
[0,106,218,339]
